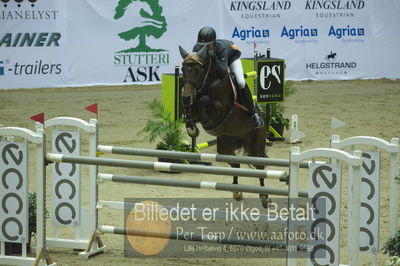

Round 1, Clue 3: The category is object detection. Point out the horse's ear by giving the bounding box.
[197,45,208,60]
[179,46,189,59]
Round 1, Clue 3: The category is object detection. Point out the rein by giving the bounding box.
[199,58,212,93]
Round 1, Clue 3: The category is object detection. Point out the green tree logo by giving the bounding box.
[114,0,167,53]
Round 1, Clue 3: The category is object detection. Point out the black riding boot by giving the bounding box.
[240,86,264,129]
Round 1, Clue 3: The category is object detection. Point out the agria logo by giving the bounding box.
[280,25,318,44]
[113,0,169,82]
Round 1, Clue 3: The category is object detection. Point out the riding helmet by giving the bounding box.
[197,26,216,45]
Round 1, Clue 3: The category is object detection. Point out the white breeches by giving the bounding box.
[229,58,246,89]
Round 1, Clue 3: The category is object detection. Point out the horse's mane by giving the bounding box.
[182,52,204,66]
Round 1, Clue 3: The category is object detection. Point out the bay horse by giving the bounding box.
[178,45,269,208]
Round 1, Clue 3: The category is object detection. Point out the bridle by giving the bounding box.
[181,53,212,105]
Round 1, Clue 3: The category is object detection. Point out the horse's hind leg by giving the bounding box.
[245,128,269,208]
[217,136,243,201]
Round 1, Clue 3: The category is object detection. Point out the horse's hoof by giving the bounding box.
[233,192,243,201]
[186,125,199,138]
[260,195,270,208]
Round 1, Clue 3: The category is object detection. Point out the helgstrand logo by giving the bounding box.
[306,51,357,76]
[113,0,169,82]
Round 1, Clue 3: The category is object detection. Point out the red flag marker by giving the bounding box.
[85,103,98,119]
[30,112,45,125]
[253,41,257,51]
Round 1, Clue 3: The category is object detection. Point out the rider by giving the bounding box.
[192,26,264,129]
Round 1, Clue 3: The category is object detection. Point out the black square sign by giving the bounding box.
[256,59,284,103]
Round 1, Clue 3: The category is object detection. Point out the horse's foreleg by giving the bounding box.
[253,161,271,208]
[230,163,243,201]
[217,136,243,201]
[258,174,270,208]
[185,119,199,138]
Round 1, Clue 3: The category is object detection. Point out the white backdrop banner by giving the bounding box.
[0,0,399,89]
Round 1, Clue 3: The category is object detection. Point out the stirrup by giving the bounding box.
[252,114,264,129]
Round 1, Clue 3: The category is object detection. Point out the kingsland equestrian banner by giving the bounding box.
[0,0,399,89]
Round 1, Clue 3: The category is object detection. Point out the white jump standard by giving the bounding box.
[331,135,400,266]
[0,127,55,266]
[287,147,363,266]
[40,117,106,258]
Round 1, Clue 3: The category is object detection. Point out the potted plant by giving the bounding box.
[5,192,37,255]
[382,230,400,265]
[269,103,290,136]
[137,98,191,166]
[259,80,297,137]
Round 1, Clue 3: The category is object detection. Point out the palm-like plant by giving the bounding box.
[259,80,297,130]
[383,231,400,257]
[383,231,400,266]
[138,99,191,151]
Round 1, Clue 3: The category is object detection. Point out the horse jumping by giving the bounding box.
[179,45,269,207]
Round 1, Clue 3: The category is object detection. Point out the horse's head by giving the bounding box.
[179,45,209,107]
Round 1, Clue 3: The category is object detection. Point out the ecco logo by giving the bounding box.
[52,131,80,227]
[259,64,282,90]
[0,142,28,243]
